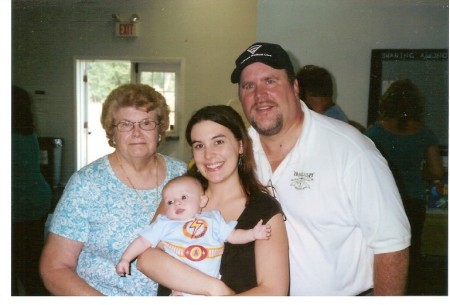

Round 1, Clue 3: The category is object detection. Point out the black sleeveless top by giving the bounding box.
[157,191,283,295]
[220,191,283,293]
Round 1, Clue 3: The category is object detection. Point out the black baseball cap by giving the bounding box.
[230,42,294,83]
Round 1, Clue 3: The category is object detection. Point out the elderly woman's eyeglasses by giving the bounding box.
[113,119,160,132]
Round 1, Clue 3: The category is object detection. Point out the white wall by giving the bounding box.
[256,0,449,126]
[12,0,449,183]
[12,0,257,183]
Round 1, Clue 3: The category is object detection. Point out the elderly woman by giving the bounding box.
[40,84,187,295]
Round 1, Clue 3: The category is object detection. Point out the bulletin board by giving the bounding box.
[367,49,448,146]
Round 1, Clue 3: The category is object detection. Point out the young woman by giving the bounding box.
[137,105,289,295]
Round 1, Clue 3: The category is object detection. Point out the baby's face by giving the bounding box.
[162,179,207,221]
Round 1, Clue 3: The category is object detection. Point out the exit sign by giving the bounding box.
[115,22,138,37]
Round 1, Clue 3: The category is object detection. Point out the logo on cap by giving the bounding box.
[247,44,262,55]
[231,42,294,84]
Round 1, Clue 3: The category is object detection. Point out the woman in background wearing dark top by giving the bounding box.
[11,85,52,295]
[137,105,289,295]
[364,79,444,260]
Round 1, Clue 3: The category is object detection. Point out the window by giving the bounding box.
[76,59,182,169]
[136,62,181,136]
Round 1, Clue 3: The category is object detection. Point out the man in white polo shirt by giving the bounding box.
[230,42,411,296]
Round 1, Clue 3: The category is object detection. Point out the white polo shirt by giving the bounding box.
[249,101,411,296]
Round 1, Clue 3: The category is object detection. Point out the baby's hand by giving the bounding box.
[116,259,130,277]
[253,219,271,240]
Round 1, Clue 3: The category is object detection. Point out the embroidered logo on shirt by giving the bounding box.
[183,218,208,239]
[290,171,314,190]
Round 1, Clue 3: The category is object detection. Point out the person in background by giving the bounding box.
[116,175,271,296]
[137,105,289,296]
[11,85,52,296]
[39,84,186,295]
[230,42,411,296]
[296,64,348,122]
[364,79,444,261]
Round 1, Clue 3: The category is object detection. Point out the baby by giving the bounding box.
[116,175,271,295]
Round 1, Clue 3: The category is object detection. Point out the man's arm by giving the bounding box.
[373,248,409,295]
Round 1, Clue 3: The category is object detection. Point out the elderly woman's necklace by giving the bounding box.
[116,153,159,213]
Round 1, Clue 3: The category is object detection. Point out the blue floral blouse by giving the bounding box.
[49,154,187,295]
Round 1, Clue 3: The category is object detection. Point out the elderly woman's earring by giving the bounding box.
[112,137,116,146]
[158,134,162,143]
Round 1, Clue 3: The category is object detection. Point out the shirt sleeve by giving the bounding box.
[425,128,440,146]
[139,215,167,248]
[345,147,411,254]
[207,210,238,242]
[49,170,91,242]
